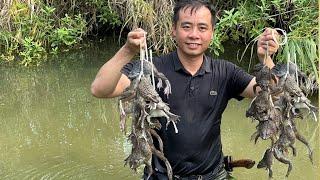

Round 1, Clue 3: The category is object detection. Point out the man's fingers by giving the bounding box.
[257,28,281,59]
[128,28,146,39]
[124,28,147,53]
[130,39,142,46]
[128,31,145,39]
[258,46,278,55]
[127,28,147,47]
[259,37,279,50]
[260,40,278,49]
[261,29,280,45]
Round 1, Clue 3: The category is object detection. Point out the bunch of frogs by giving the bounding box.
[246,63,317,179]
[118,60,179,180]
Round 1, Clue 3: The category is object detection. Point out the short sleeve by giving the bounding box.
[226,62,254,100]
[120,61,135,77]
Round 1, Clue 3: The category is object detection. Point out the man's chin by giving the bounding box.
[185,50,204,57]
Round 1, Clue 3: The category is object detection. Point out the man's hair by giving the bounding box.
[173,0,216,27]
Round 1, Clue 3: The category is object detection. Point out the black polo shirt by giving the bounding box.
[122,51,253,176]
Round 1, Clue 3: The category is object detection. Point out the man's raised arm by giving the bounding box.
[91,28,146,98]
[240,28,280,98]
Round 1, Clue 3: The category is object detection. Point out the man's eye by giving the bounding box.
[199,26,207,31]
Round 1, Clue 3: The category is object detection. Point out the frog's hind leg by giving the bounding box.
[273,148,292,177]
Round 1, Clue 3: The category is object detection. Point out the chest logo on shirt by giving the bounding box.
[210,90,217,96]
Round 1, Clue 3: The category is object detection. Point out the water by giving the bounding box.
[0,38,318,180]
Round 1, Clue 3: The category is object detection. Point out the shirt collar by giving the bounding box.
[173,51,184,72]
[173,51,212,75]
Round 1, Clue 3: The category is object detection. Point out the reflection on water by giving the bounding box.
[0,38,318,180]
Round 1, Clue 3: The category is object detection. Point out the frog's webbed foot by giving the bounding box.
[163,110,179,133]
[302,101,318,121]
[156,78,163,89]
[154,71,171,95]
[164,80,172,96]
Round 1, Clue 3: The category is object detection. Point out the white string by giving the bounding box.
[138,45,144,80]
[144,33,149,62]
[272,28,287,46]
[285,49,290,79]
[150,49,155,89]
[271,28,292,80]
[138,33,147,80]
[262,41,269,66]
[293,49,299,86]
[139,32,156,90]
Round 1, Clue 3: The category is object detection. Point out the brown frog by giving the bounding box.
[119,90,149,133]
[272,74,302,97]
[272,118,295,177]
[278,118,297,156]
[252,110,280,143]
[273,145,293,178]
[119,67,177,180]
[123,60,171,96]
[119,76,165,131]
[147,100,180,133]
[271,62,312,96]
[246,90,274,122]
[257,148,274,178]
[125,115,153,176]
[291,95,318,121]
[272,74,318,121]
[252,63,277,94]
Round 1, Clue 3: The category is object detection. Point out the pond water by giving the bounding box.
[0,37,318,180]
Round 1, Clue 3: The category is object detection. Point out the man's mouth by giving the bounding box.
[186,43,201,49]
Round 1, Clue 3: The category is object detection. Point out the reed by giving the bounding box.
[108,0,175,54]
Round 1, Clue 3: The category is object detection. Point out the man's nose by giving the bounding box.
[187,28,200,39]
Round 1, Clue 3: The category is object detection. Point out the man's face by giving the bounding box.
[172,6,214,58]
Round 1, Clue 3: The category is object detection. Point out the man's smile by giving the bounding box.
[186,43,201,49]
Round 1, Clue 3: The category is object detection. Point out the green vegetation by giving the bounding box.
[0,0,119,66]
[0,0,318,81]
[108,0,175,53]
[212,0,318,81]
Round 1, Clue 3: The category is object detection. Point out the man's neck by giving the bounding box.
[177,50,204,76]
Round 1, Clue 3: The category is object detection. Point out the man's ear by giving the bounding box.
[171,23,177,38]
[211,28,215,40]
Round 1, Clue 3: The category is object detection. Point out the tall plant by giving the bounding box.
[211,0,318,82]
[108,0,175,54]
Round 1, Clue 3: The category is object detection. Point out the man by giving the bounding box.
[91,0,279,179]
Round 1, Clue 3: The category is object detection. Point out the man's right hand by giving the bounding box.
[123,28,146,56]
[91,28,146,98]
